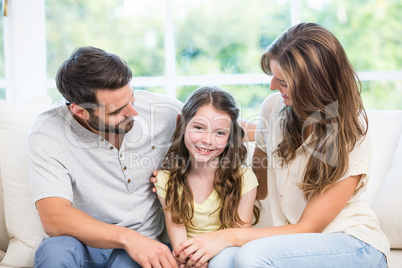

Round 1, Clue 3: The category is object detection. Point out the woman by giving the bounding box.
[173,22,390,268]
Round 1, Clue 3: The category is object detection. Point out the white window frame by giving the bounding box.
[2,0,402,103]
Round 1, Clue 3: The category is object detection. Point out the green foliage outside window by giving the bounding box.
[45,0,402,111]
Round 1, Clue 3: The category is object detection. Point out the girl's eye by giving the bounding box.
[216,131,227,136]
[194,125,203,131]
[280,83,287,88]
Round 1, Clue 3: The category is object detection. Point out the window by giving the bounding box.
[0,3,5,100]
[3,0,402,115]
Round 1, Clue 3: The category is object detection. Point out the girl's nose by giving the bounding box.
[201,132,213,145]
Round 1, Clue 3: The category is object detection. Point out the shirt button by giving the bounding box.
[127,179,131,183]
[120,153,123,157]
[151,145,155,149]
[100,138,104,142]
[110,146,114,150]
[123,166,127,171]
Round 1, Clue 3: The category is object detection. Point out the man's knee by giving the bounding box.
[35,236,86,268]
[107,249,141,268]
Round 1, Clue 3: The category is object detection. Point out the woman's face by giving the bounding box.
[269,60,291,106]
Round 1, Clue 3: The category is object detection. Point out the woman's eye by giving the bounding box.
[216,131,227,136]
[280,83,287,88]
[194,126,203,131]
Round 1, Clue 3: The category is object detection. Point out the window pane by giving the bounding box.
[302,0,402,71]
[175,0,290,75]
[362,80,402,110]
[133,86,166,95]
[0,15,4,78]
[0,88,5,100]
[45,0,165,78]
[176,84,271,121]
[48,86,167,104]
[47,88,62,103]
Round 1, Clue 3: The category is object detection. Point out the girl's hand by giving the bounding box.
[174,230,230,268]
[150,170,159,193]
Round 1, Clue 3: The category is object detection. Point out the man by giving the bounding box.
[28,46,182,267]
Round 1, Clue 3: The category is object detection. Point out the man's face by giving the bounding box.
[86,84,138,134]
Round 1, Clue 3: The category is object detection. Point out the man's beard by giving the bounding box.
[87,114,134,134]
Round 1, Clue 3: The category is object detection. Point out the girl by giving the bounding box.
[154,86,261,267]
[173,23,390,267]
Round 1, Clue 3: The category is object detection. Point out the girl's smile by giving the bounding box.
[184,103,231,165]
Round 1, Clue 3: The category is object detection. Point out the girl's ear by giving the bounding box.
[70,103,90,119]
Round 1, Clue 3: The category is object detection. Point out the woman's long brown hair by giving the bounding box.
[261,23,368,199]
[161,86,260,228]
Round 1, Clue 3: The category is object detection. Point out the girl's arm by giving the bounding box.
[157,196,188,250]
[235,187,257,228]
[174,174,361,267]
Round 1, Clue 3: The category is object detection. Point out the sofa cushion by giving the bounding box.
[0,96,51,267]
[372,130,402,249]
[364,111,402,204]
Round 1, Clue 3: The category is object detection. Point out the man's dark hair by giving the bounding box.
[56,46,132,105]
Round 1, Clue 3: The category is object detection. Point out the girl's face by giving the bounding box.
[269,60,291,106]
[184,104,231,165]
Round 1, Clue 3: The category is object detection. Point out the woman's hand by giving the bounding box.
[173,229,231,268]
[150,170,159,193]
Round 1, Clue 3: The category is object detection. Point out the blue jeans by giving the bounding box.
[34,236,170,268]
[209,233,387,268]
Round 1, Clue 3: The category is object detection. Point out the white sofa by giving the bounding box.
[1,96,402,267]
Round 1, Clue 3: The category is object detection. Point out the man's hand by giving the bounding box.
[151,170,159,193]
[124,233,177,268]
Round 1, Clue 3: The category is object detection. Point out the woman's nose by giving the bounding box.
[270,77,279,91]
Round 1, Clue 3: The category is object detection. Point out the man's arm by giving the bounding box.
[36,197,177,268]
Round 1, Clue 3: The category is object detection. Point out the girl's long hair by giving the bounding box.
[261,23,368,199]
[162,86,260,228]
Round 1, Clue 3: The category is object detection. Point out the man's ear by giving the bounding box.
[70,103,90,119]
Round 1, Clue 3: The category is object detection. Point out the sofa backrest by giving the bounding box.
[0,96,52,267]
[0,102,401,264]
[364,110,402,204]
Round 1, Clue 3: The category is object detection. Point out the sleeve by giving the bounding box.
[28,132,74,203]
[154,170,170,199]
[240,167,259,196]
[338,130,372,194]
[255,93,282,153]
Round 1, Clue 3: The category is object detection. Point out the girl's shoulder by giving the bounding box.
[240,166,257,181]
[155,170,171,186]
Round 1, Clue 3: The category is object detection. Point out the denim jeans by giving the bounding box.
[34,236,170,268]
[209,232,387,268]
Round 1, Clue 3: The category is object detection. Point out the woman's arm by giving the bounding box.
[174,174,361,267]
[158,196,188,250]
[252,147,268,200]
